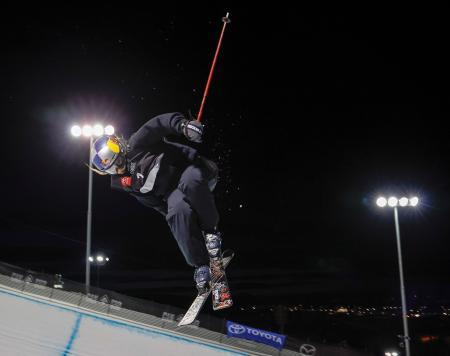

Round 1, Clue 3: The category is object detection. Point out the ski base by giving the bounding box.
[210,257,233,310]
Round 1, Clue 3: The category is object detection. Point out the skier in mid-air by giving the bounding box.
[90,112,225,296]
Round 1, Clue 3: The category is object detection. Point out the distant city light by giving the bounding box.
[96,255,104,263]
[88,256,94,262]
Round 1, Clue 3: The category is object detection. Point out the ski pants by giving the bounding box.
[165,157,219,267]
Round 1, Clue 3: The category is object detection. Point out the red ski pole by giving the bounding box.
[197,12,231,122]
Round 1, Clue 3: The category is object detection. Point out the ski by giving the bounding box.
[210,253,233,310]
[177,250,234,327]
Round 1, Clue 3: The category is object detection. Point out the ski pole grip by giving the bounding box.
[222,12,231,23]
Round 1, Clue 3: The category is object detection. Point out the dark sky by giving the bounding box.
[1,5,450,310]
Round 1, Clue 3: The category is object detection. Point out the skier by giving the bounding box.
[90,112,223,294]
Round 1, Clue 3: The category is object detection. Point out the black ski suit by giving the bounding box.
[111,112,219,267]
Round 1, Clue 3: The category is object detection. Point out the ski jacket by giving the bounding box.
[110,112,198,214]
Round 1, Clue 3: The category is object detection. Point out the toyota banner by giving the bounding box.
[226,321,286,350]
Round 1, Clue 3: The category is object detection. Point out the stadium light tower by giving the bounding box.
[376,195,419,356]
[71,123,114,288]
[89,253,110,287]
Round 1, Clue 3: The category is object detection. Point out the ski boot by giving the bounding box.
[204,231,222,260]
[204,231,233,310]
[194,265,210,294]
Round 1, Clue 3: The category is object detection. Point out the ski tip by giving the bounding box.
[222,249,235,259]
[177,318,194,327]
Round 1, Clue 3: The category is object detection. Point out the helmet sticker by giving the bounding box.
[107,138,120,153]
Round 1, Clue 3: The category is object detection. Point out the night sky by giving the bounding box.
[1,6,450,311]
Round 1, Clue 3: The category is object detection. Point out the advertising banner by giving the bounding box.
[226,321,286,350]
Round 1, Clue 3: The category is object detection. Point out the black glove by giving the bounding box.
[181,120,203,143]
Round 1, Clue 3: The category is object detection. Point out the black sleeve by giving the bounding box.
[134,195,168,216]
[128,112,186,150]
[111,176,168,215]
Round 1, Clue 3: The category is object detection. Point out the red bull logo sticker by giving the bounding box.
[121,176,132,187]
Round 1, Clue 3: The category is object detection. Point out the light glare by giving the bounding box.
[71,125,82,137]
[93,124,104,137]
[104,125,115,135]
[82,125,93,137]
[410,197,419,207]
[96,255,104,262]
[88,256,94,262]
[399,197,409,207]
[376,197,387,207]
[388,197,398,207]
